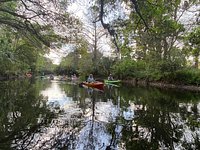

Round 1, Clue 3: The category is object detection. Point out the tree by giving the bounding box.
[185,27,200,68]
[0,26,55,76]
[0,0,83,77]
[0,0,80,47]
[79,4,107,73]
[58,2,109,77]
[35,55,56,75]
[103,1,199,72]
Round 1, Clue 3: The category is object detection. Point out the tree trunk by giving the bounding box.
[194,55,199,68]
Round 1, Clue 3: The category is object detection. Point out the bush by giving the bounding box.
[112,59,146,79]
[158,68,200,85]
[111,58,200,86]
[173,69,200,85]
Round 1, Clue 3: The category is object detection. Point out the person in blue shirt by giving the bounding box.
[87,74,95,82]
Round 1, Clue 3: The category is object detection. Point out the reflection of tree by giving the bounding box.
[106,98,123,150]
[0,80,90,149]
[54,82,200,149]
[179,102,200,149]
[104,85,120,106]
[0,80,53,149]
[88,94,95,150]
[60,82,82,101]
[2,80,200,149]
[60,82,88,114]
[119,87,200,149]
[76,88,112,150]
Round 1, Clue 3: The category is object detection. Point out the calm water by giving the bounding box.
[0,79,200,150]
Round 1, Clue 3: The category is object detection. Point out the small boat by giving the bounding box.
[104,80,121,83]
[81,81,104,89]
[106,83,120,87]
[81,84,104,92]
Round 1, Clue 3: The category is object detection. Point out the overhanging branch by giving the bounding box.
[98,0,149,53]
[130,0,149,31]
[99,0,120,52]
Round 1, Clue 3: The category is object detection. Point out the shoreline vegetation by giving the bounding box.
[1,74,200,92]
[123,78,200,92]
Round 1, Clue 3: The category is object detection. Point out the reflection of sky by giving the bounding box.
[17,81,135,149]
[95,101,119,123]
[76,121,112,150]
[12,80,200,149]
[39,82,116,150]
[40,82,74,109]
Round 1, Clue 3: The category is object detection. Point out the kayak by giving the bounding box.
[106,83,120,87]
[81,81,104,89]
[104,80,121,83]
[82,84,104,92]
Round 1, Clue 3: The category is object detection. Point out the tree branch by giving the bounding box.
[0,0,15,2]
[130,0,149,31]
[0,8,28,19]
[99,0,120,52]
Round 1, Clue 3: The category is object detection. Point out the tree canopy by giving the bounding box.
[0,0,200,82]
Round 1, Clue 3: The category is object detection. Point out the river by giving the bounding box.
[0,79,200,150]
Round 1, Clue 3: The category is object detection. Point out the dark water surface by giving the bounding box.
[0,79,200,150]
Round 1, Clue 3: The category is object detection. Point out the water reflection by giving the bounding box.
[0,80,200,149]
[75,95,112,150]
[41,81,75,110]
[119,86,200,150]
[0,79,53,150]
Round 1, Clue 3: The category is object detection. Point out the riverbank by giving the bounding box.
[123,78,200,92]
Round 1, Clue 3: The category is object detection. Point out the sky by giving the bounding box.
[45,44,75,64]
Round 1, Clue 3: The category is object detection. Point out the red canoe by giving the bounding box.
[82,81,104,89]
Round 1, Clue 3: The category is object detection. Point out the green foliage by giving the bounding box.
[111,55,191,83]
[111,57,200,85]
[0,1,66,47]
[35,56,56,75]
[185,27,200,58]
[148,68,200,85]
[146,56,186,81]
[78,53,93,77]
[0,79,54,149]
[55,36,94,77]
[183,27,200,68]
[187,27,200,46]
[97,57,116,76]
[0,27,51,77]
[55,65,77,76]
[0,1,64,77]
[112,59,146,79]
[173,69,200,85]
[0,28,17,75]
[110,0,188,84]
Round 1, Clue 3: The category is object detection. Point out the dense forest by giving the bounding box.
[0,0,199,85]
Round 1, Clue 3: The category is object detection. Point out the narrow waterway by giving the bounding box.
[0,79,200,150]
